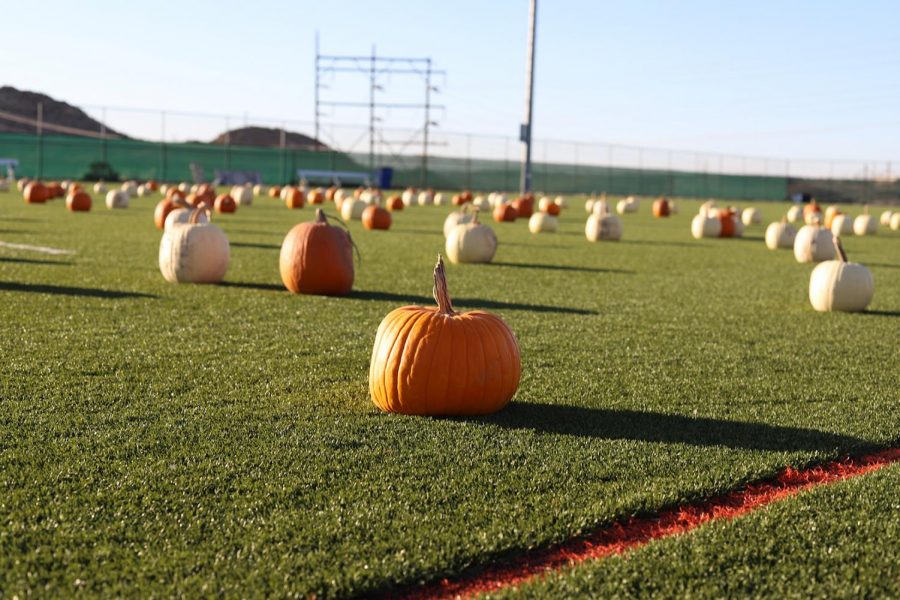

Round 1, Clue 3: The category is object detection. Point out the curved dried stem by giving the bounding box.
[432,255,455,315]
[316,209,362,265]
[190,203,210,224]
[833,235,848,263]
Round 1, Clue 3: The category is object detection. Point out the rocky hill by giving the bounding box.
[0,86,128,138]
[210,126,327,150]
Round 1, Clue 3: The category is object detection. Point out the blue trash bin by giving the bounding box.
[376,167,393,189]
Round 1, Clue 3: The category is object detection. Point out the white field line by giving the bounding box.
[0,241,76,256]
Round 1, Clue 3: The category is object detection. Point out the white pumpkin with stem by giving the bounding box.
[472,196,489,211]
[253,184,265,196]
[93,181,107,194]
[137,184,152,197]
[159,206,229,284]
[491,193,507,208]
[164,205,209,231]
[794,225,835,263]
[232,185,253,206]
[401,188,417,207]
[691,214,721,239]
[879,210,893,226]
[853,206,877,236]
[786,205,803,223]
[529,212,558,233]
[765,217,796,250]
[586,210,623,241]
[341,197,368,221]
[121,181,138,197]
[443,205,478,238]
[538,196,554,212]
[669,201,678,214]
[445,211,497,264]
[433,192,448,206]
[105,190,129,209]
[809,237,874,312]
[699,200,717,217]
[741,207,761,225]
[830,213,853,237]
[891,212,900,230]
[417,190,434,206]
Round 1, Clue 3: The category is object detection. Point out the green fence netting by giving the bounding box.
[0,132,790,200]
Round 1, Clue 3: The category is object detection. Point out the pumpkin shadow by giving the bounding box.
[468,402,874,453]
[0,281,156,299]
[867,263,900,270]
[619,239,704,248]
[0,256,73,266]
[491,261,634,275]
[348,290,597,315]
[861,309,900,317]
[393,229,443,237]
[230,241,281,250]
[218,281,284,292]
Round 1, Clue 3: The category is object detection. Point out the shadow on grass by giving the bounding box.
[867,263,900,270]
[231,241,281,250]
[862,309,900,317]
[0,229,33,234]
[502,241,569,249]
[219,281,284,292]
[619,239,705,248]
[349,290,597,315]
[0,256,73,266]
[492,261,634,275]
[223,229,284,237]
[470,402,871,452]
[0,281,156,299]
[393,228,443,237]
[735,235,765,242]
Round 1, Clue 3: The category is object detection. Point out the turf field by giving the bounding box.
[0,189,898,597]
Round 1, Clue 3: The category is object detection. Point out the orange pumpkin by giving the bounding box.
[69,183,83,194]
[652,197,670,218]
[24,181,49,203]
[804,200,821,221]
[511,196,534,218]
[46,181,65,199]
[452,193,469,206]
[543,202,560,216]
[154,198,182,229]
[353,186,365,200]
[166,188,186,202]
[386,195,404,211]
[66,191,92,212]
[824,209,843,230]
[326,186,338,202]
[493,203,518,222]
[369,255,520,415]
[308,189,325,205]
[362,205,392,230]
[269,186,282,198]
[285,187,305,209]
[279,208,354,295]
[146,180,159,191]
[214,194,237,213]
[460,190,473,203]
[719,209,736,238]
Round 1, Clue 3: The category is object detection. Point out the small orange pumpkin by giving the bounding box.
[493,203,518,222]
[154,198,183,229]
[326,186,338,201]
[804,200,821,221]
[719,209,736,238]
[285,187,305,209]
[46,181,65,199]
[166,188,186,202]
[146,180,159,191]
[652,197,670,218]
[66,191,92,212]
[543,202,560,216]
[214,194,237,214]
[369,255,520,415]
[269,186,282,198]
[362,205,392,230]
[386,195,404,211]
[511,196,534,218]
[452,193,469,206]
[24,181,49,204]
[308,189,325,205]
[279,208,354,295]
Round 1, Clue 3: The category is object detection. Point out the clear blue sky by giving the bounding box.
[3,0,900,170]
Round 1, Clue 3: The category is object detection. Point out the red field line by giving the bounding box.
[387,448,900,600]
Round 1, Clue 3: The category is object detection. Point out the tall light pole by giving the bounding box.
[519,0,537,194]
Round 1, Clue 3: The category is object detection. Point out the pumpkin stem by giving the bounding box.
[315,208,327,223]
[833,235,848,263]
[432,255,455,315]
[190,203,210,224]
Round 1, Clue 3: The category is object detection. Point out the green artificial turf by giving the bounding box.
[493,462,900,599]
[0,189,898,597]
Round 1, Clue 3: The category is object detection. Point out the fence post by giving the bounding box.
[36,102,43,179]
[224,116,231,172]
[573,143,579,195]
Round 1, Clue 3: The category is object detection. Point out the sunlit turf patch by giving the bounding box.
[388,448,899,599]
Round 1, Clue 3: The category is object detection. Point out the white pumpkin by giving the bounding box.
[341,198,367,221]
[853,208,877,236]
[443,209,477,238]
[491,193,507,208]
[529,212,558,233]
[120,181,138,197]
[280,186,290,201]
[178,182,190,193]
[164,207,209,231]
[538,196,554,212]
[765,219,796,250]
[417,190,434,206]
[809,238,873,312]
[473,196,490,211]
[824,206,840,225]
[830,214,853,237]
[232,185,253,206]
[585,199,594,214]
[401,189,417,206]
[616,199,629,215]
[586,213,622,241]
[555,195,567,208]
[891,212,900,230]
[137,184,152,197]
[445,216,497,264]
[879,210,893,226]
[159,209,229,284]
[794,225,835,263]
[61,180,72,191]
[786,205,803,223]
[741,207,761,225]
[105,190,129,209]
[433,192,448,206]
[732,215,745,238]
[17,178,29,193]
[92,181,107,194]
[253,184,265,196]
[591,200,609,216]
[669,201,678,215]
[699,200,717,217]
[691,214,721,239]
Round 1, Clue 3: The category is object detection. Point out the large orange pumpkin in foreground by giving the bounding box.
[369,255,520,415]
[279,208,354,295]
[66,191,92,212]
[24,181,49,204]
[362,205,392,230]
